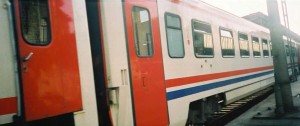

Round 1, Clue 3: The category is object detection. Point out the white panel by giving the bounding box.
[168,99,190,126]
[0,114,15,125]
[101,0,134,125]
[101,0,129,88]
[0,0,17,99]
[225,77,275,104]
[72,0,99,126]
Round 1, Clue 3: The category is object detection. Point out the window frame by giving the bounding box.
[285,45,290,56]
[191,19,214,58]
[261,38,270,58]
[251,36,261,58]
[131,6,154,58]
[238,32,250,58]
[19,0,52,46]
[219,27,235,58]
[270,41,273,56]
[164,12,185,58]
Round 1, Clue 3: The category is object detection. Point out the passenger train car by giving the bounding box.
[282,36,300,79]
[0,0,284,125]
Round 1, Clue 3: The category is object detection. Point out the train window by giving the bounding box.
[270,41,273,56]
[165,13,184,58]
[252,37,261,57]
[284,45,296,57]
[285,45,290,56]
[292,47,296,57]
[19,0,51,45]
[262,39,269,57]
[192,20,214,58]
[132,7,154,57]
[220,29,235,57]
[238,33,249,57]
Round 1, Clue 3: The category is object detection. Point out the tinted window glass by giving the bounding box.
[252,37,261,57]
[20,0,51,45]
[132,7,154,57]
[285,45,290,56]
[239,33,249,57]
[292,46,296,57]
[220,29,234,57]
[192,21,213,57]
[262,39,269,57]
[166,15,181,28]
[165,13,184,58]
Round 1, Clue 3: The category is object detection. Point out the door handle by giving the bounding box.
[142,77,148,87]
[23,52,34,62]
[22,52,33,71]
[141,73,148,87]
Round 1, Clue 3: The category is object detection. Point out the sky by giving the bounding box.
[201,0,300,35]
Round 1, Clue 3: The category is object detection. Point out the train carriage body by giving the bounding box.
[1,0,292,125]
[0,0,96,125]
[157,0,273,125]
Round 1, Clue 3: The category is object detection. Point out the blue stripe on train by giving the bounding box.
[167,70,274,101]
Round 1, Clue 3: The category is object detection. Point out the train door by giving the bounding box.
[124,0,169,125]
[13,0,82,121]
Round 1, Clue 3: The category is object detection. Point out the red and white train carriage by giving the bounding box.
[0,0,284,125]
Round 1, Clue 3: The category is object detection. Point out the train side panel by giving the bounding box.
[72,0,99,125]
[100,0,134,125]
[157,0,274,125]
[0,0,18,124]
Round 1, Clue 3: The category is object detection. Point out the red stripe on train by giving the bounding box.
[166,66,273,88]
[0,97,17,115]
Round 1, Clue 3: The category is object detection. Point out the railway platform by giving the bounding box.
[227,77,300,126]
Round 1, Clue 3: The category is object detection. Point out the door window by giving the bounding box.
[132,7,154,57]
[19,0,51,45]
